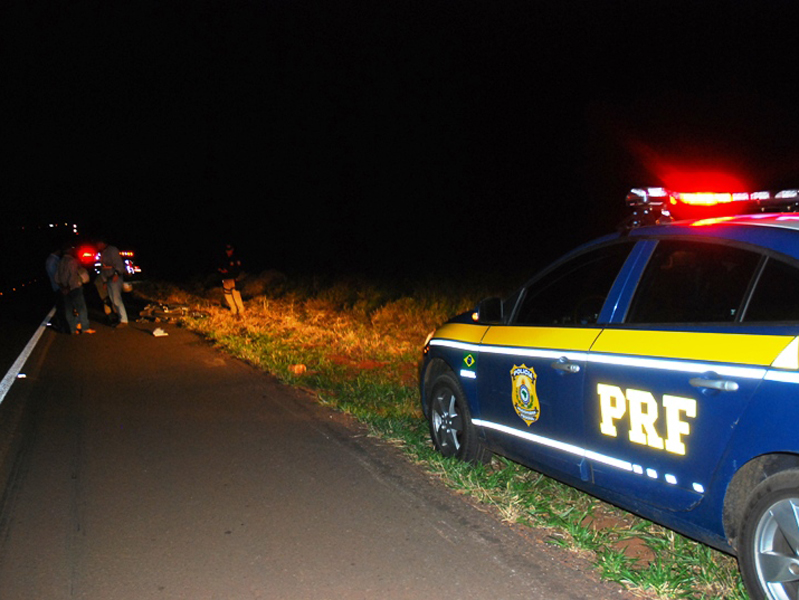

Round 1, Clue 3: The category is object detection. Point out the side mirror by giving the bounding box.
[473,297,504,324]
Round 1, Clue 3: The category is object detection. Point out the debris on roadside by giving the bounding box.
[138,303,209,323]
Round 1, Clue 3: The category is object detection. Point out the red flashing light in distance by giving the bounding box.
[76,245,98,266]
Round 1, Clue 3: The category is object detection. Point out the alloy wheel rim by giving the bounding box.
[432,390,461,452]
[754,498,799,600]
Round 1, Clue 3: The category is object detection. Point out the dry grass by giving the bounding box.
[135,272,481,409]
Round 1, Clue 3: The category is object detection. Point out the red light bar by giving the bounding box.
[674,192,735,206]
[672,191,776,206]
[625,187,799,228]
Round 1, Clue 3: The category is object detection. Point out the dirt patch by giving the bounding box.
[582,510,656,568]
[611,538,656,567]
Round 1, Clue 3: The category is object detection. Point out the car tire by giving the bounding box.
[740,469,799,600]
[427,371,490,465]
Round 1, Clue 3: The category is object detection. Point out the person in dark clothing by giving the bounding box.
[45,247,67,332]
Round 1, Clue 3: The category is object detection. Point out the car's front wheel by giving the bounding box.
[427,372,490,464]
[740,469,799,600]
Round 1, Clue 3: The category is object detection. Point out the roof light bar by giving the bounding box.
[675,192,736,206]
[624,187,799,228]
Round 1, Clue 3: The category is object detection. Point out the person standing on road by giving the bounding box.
[45,247,67,332]
[97,237,129,328]
[218,243,245,317]
[54,245,95,335]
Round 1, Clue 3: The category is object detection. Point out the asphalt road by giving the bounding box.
[0,298,638,600]
[0,281,54,376]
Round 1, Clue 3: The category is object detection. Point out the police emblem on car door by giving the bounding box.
[511,365,540,425]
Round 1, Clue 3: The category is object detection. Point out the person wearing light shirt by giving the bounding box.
[54,246,95,335]
[97,237,129,328]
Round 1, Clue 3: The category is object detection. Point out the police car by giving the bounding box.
[420,187,799,600]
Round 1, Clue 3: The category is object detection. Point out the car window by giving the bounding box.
[515,242,633,326]
[626,240,761,324]
[744,257,799,322]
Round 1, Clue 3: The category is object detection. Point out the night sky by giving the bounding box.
[4,1,799,284]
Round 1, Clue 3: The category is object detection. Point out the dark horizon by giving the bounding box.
[4,1,799,287]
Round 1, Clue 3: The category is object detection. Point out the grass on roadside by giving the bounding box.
[136,273,749,600]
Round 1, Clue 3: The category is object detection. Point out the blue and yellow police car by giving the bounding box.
[420,187,799,600]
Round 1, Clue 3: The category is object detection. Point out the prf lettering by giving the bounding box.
[597,384,696,455]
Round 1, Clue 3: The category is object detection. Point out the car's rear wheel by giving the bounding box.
[740,470,799,600]
[428,372,490,464]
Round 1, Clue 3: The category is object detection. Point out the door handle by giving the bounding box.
[689,377,739,392]
[551,358,580,374]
